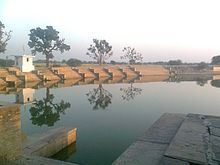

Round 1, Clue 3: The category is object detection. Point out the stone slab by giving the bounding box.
[164,114,208,164]
[139,113,186,144]
[160,156,190,165]
[113,141,168,165]
[13,155,78,165]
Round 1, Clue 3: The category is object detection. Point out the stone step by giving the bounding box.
[75,67,96,78]
[104,67,124,77]
[22,127,77,157]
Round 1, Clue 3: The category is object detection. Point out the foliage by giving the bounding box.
[121,47,143,64]
[168,60,182,65]
[86,84,112,110]
[120,83,142,101]
[0,21,12,54]
[211,55,220,65]
[86,39,113,65]
[110,60,116,64]
[0,58,14,67]
[66,58,82,67]
[29,88,70,127]
[28,26,70,67]
[197,62,209,70]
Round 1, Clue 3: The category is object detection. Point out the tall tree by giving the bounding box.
[86,39,113,65]
[28,26,70,68]
[121,47,143,65]
[0,21,12,54]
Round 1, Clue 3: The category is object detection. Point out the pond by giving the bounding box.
[0,75,220,165]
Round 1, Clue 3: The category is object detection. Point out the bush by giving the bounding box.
[197,62,209,70]
[0,59,14,67]
[168,60,182,65]
[66,58,82,67]
[110,60,116,65]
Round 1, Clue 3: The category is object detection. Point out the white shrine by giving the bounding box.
[14,55,35,72]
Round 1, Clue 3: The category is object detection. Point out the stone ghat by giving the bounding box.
[0,75,170,94]
[0,65,170,85]
[113,113,220,165]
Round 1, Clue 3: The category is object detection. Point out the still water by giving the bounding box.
[0,76,220,165]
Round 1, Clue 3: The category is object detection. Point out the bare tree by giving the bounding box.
[121,47,143,64]
[86,39,113,65]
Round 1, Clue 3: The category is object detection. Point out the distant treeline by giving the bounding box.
[0,59,14,67]
[33,59,211,66]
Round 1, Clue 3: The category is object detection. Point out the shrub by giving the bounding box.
[66,58,82,67]
[197,62,209,70]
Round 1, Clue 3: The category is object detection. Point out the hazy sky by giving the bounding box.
[1,0,220,62]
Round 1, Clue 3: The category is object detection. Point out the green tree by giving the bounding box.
[211,55,220,65]
[197,62,209,70]
[66,58,82,67]
[86,84,112,110]
[121,47,143,65]
[28,26,70,68]
[86,39,113,65]
[0,21,12,54]
[29,88,70,127]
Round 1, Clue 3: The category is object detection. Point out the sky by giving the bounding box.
[1,0,220,62]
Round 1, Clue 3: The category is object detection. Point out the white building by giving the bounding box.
[14,55,35,72]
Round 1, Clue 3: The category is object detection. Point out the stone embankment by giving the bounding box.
[0,65,169,86]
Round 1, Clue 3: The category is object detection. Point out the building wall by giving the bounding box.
[21,56,35,72]
[14,56,35,72]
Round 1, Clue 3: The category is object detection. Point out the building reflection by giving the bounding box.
[86,84,112,110]
[16,88,35,104]
[29,88,71,127]
[50,142,76,160]
[120,83,142,101]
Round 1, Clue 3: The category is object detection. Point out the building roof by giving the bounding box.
[13,54,35,58]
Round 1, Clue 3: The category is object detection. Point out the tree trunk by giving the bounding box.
[99,54,103,66]
[46,56,49,68]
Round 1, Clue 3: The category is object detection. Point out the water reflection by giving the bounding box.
[196,79,208,87]
[120,83,142,101]
[29,88,71,127]
[51,142,76,160]
[211,79,220,88]
[86,84,112,110]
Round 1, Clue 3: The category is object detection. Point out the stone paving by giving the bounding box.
[113,113,220,165]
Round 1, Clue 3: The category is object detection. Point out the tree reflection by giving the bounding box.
[29,88,71,127]
[211,79,220,88]
[120,83,142,101]
[196,80,208,86]
[86,84,112,110]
